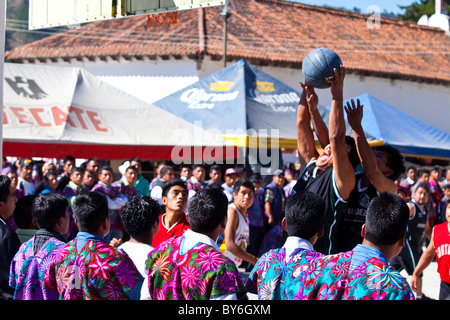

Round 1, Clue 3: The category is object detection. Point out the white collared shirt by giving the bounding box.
[282,236,314,263]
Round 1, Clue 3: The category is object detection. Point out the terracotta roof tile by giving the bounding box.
[5,0,450,83]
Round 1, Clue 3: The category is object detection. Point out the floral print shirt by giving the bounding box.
[43,235,142,300]
[145,230,247,300]
[9,236,65,300]
[247,237,323,300]
[295,245,415,300]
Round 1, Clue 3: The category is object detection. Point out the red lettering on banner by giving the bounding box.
[86,110,107,132]
[51,106,76,128]
[10,107,33,124]
[29,108,51,127]
[3,110,8,125]
[4,105,108,133]
[70,106,89,130]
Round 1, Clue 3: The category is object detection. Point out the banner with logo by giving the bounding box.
[153,59,301,148]
[3,63,233,160]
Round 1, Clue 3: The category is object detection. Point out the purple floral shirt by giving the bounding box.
[44,239,142,300]
[9,236,65,300]
[145,234,247,300]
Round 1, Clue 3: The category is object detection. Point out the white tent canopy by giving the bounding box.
[2,63,234,161]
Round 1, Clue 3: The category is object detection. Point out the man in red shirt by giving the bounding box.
[152,179,189,247]
[412,199,450,300]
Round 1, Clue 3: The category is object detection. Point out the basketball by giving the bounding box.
[302,48,342,89]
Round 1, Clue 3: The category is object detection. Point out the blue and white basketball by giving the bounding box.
[302,48,342,89]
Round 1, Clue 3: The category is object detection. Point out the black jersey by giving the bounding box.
[291,160,346,254]
[406,200,428,253]
[335,173,378,253]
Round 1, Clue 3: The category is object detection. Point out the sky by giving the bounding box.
[287,0,420,14]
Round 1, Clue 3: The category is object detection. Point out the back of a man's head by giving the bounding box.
[364,192,409,246]
[120,196,161,239]
[73,192,109,234]
[32,193,68,230]
[0,175,11,203]
[187,188,228,234]
[285,191,326,239]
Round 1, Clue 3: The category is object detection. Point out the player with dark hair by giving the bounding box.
[390,182,431,300]
[220,179,257,268]
[292,65,358,254]
[152,179,189,248]
[335,99,406,252]
[248,190,326,300]
[297,192,414,300]
[44,192,142,300]
[0,175,19,299]
[119,196,161,300]
[144,188,247,300]
[10,193,69,300]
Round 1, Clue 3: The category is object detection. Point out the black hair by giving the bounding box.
[364,192,409,246]
[232,179,255,195]
[73,192,109,233]
[120,196,161,241]
[130,157,141,164]
[345,135,360,169]
[125,165,138,173]
[0,175,12,203]
[160,165,174,177]
[162,179,188,198]
[414,182,430,194]
[209,164,221,173]
[32,193,68,230]
[44,170,58,181]
[191,164,205,170]
[373,145,405,181]
[419,169,431,177]
[99,165,113,174]
[187,188,228,234]
[63,156,75,164]
[284,191,325,238]
[71,167,85,175]
[180,164,192,170]
[13,195,37,229]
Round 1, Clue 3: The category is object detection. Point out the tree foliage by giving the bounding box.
[398,0,450,22]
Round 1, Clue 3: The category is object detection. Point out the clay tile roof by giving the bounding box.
[5,0,450,84]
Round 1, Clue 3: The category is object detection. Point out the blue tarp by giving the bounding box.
[327,93,450,159]
[153,59,300,142]
[154,59,450,159]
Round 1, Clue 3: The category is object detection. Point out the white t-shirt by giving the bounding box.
[18,178,35,196]
[119,241,153,277]
[221,203,250,268]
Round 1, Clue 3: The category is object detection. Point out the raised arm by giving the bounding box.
[305,86,329,149]
[327,66,355,200]
[345,99,397,194]
[297,83,319,168]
